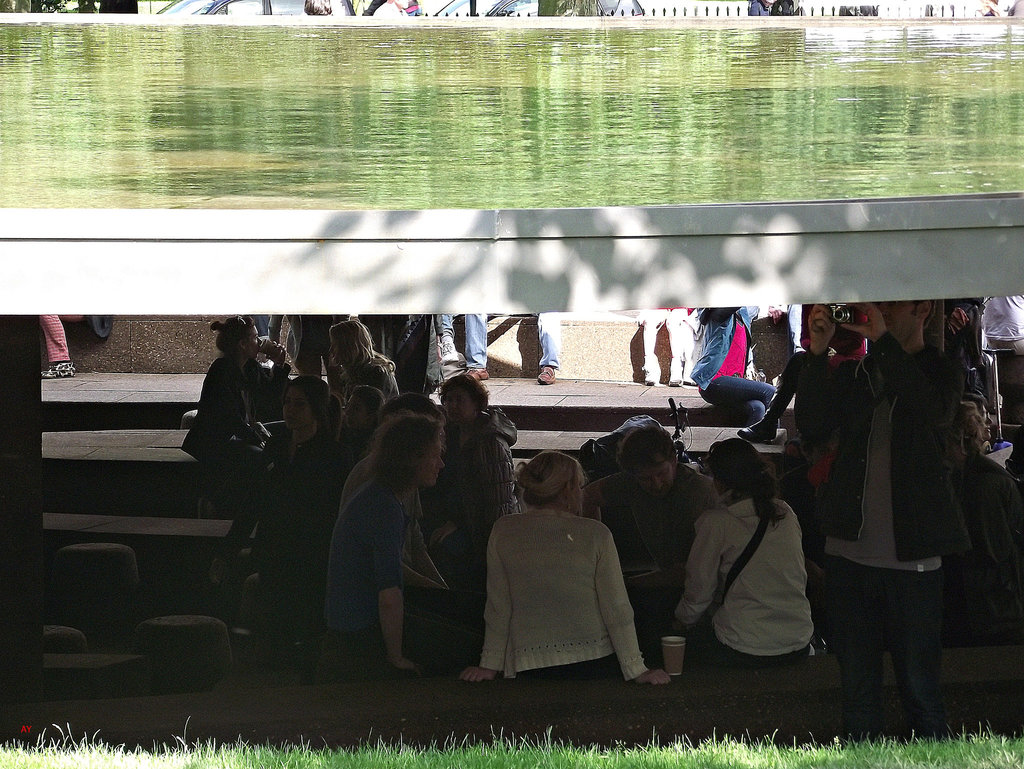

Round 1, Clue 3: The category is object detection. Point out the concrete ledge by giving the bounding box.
[15,645,1024,745]
[4,193,1023,313]
[43,653,150,701]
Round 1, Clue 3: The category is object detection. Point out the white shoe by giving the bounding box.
[644,356,661,386]
[669,358,684,387]
[439,334,459,363]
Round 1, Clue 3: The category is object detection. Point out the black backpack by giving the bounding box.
[579,415,663,483]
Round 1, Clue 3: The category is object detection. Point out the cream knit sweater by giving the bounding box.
[478,509,648,680]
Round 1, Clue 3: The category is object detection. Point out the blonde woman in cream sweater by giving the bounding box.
[460,451,670,684]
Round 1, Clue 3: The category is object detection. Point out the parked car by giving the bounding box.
[434,0,536,15]
[158,0,304,14]
[434,0,638,13]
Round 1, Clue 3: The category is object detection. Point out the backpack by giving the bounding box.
[579,415,664,483]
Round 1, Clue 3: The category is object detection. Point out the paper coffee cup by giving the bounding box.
[661,635,686,675]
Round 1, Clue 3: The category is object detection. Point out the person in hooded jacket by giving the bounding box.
[426,373,520,591]
[943,400,1024,646]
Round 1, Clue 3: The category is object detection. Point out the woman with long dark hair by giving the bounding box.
[675,438,812,667]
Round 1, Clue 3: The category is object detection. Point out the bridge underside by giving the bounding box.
[2,192,1022,314]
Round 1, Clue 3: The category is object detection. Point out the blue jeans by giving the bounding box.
[825,555,947,740]
[440,314,488,369]
[699,375,774,426]
[464,314,488,369]
[538,313,561,369]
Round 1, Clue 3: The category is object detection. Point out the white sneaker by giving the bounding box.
[669,358,684,387]
[644,355,661,386]
[439,334,459,363]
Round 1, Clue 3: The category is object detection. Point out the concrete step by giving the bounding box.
[43,653,150,701]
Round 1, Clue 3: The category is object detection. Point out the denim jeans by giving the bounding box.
[825,555,947,740]
[464,314,488,369]
[699,375,775,426]
[538,313,561,369]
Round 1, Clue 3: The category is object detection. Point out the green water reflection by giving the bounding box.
[1,23,1022,209]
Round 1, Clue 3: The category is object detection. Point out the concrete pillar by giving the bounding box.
[0,316,43,704]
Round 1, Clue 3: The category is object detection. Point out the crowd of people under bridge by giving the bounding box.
[179,300,1024,741]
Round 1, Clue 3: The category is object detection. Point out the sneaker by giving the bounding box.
[643,355,661,387]
[466,368,489,381]
[668,358,684,387]
[439,334,459,363]
[537,366,557,385]
[41,361,76,379]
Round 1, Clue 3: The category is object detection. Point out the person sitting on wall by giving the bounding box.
[328,318,400,406]
[460,451,670,685]
[339,393,449,591]
[236,376,353,673]
[337,384,384,462]
[582,424,723,662]
[691,307,776,429]
[943,400,1024,647]
[425,373,519,592]
[183,316,290,516]
[675,438,814,668]
[319,413,446,682]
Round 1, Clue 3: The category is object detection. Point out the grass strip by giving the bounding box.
[3,731,1024,769]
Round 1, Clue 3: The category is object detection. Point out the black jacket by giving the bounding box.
[795,333,970,561]
[182,357,290,463]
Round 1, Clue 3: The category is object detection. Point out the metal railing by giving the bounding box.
[437,1,981,15]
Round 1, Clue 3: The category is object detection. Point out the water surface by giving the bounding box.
[1,23,1022,208]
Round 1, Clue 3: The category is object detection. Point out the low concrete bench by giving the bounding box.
[19,644,1024,745]
[44,513,231,538]
[43,430,201,517]
[43,653,151,701]
[44,515,234,628]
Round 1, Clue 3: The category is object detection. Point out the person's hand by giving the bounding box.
[459,666,498,682]
[946,306,969,335]
[429,520,458,548]
[634,668,672,685]
[267,342,287,366]
[389,655,421,674]
[806,305,836,356]
[843,302,887,343]
[767,306,785,323]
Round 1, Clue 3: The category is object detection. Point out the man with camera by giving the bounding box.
[795,301,969,740]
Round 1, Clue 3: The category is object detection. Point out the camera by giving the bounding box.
[827,304,854,324]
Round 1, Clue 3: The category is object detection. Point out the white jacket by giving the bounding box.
[676,497,813,656]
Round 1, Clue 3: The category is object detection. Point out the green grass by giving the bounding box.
[4,732,1024,769]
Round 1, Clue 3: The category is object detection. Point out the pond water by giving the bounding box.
[1,22,1022,209]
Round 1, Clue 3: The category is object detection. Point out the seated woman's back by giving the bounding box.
[463,451,669,685]
[676,438,812,666]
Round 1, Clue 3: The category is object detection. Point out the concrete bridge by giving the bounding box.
[4,191,1024,705]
